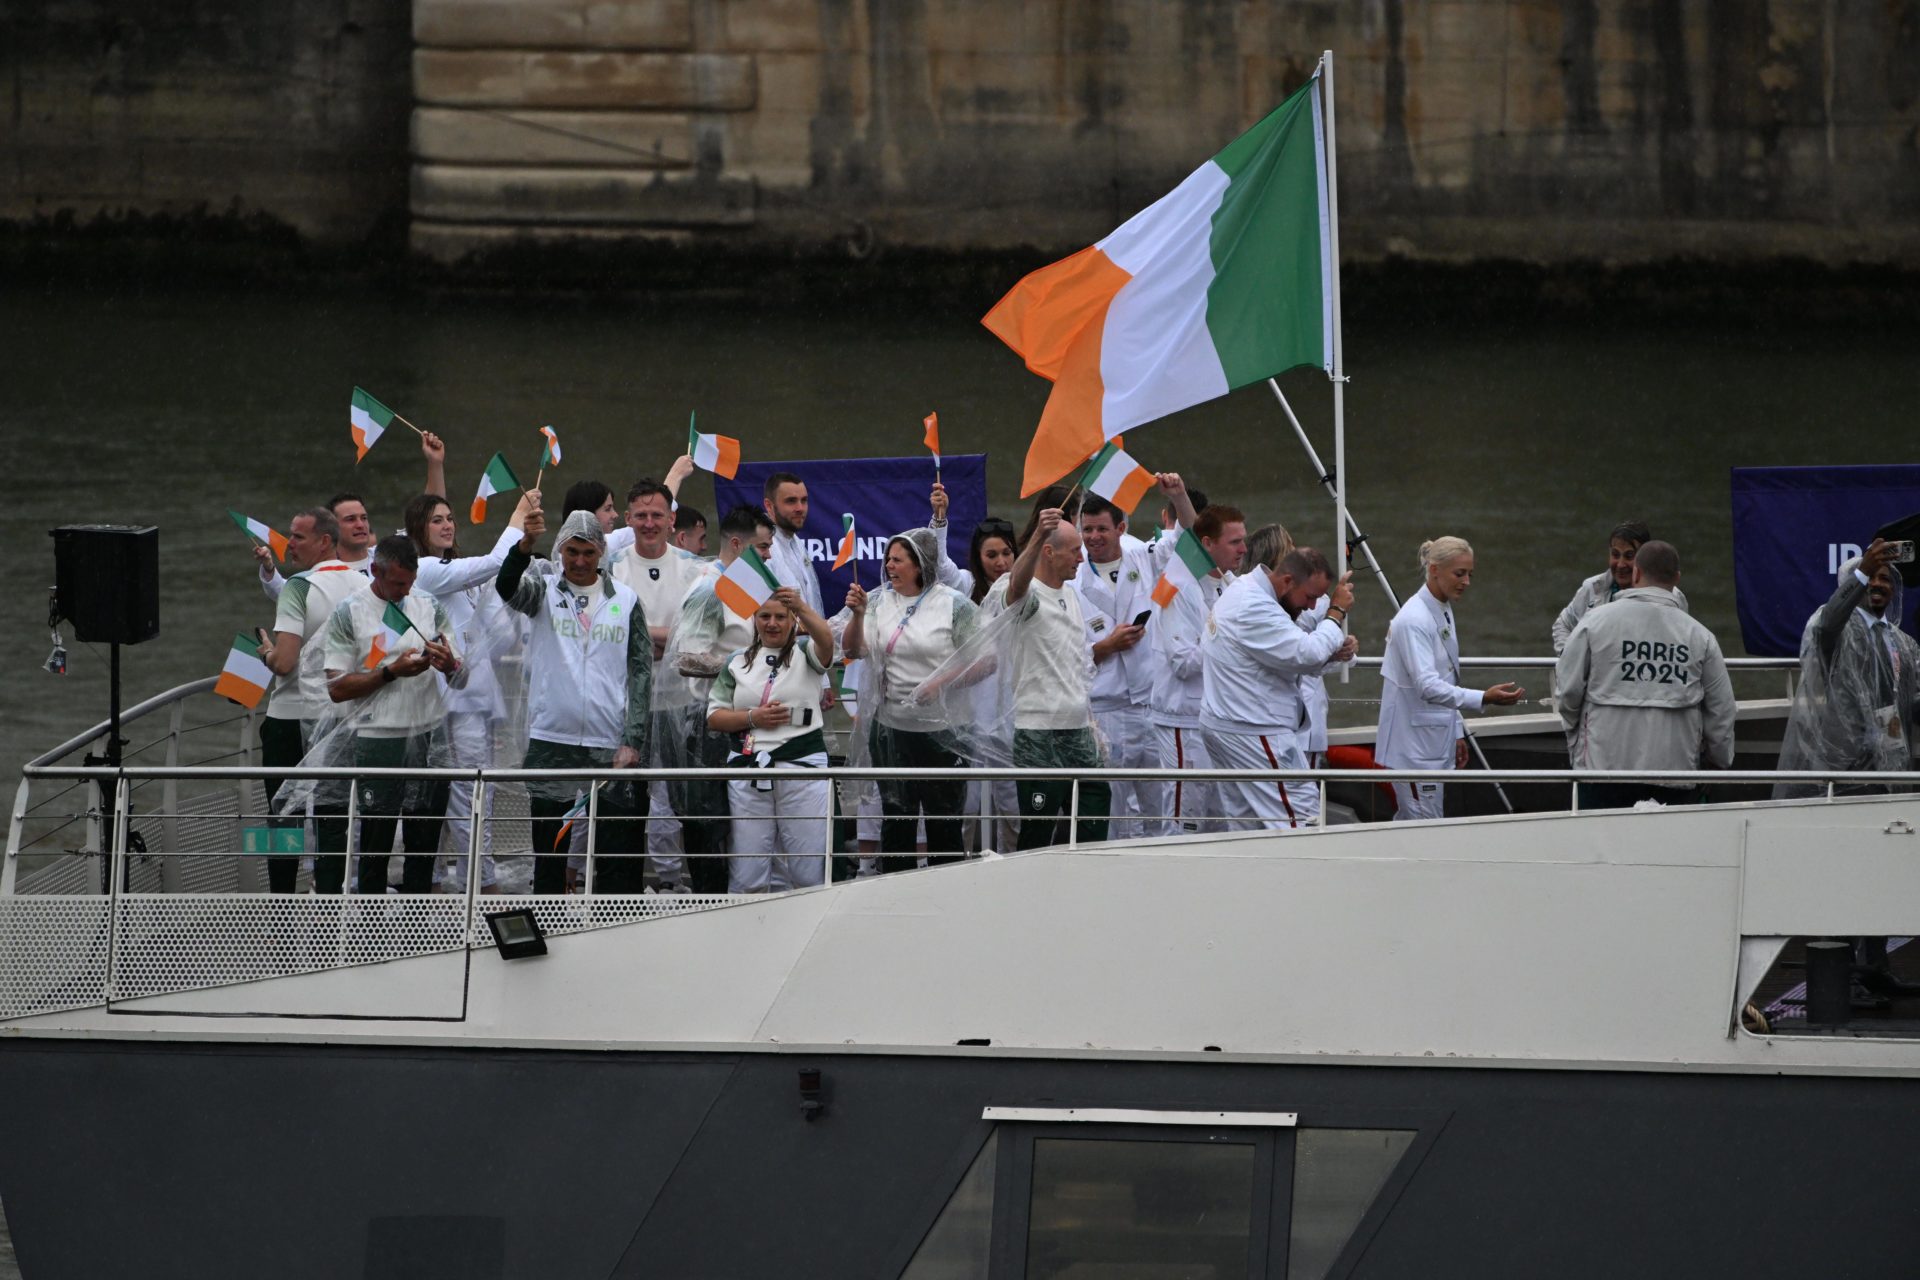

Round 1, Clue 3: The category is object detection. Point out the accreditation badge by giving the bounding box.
[1878,703,1904,741]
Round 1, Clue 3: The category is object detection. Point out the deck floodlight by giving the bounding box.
[485,908,548,960]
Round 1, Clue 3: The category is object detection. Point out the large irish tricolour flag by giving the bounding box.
[984,72,1332,495]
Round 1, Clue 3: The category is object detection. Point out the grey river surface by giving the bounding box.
[2,288,1915,790]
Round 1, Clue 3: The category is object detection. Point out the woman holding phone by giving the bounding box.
[707,587,835,894]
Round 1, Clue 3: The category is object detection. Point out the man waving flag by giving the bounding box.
[983,71,1334,495]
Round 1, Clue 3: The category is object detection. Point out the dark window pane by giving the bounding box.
[1026,1137,1255,1279]
[1287,1129,1414,1280]
[901,1132,998,1280]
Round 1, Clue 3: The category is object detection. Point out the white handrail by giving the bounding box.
[19,763,1919,787]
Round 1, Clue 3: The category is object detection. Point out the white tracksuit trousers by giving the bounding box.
[1391,780,1447,821]
[437,710,497,891]
[726,755,831,893]
[1202,728,1319,832]
[1154,724,1218,834]
[1095,704,1163,840]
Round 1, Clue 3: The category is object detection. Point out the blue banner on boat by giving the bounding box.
[713,454,988,609]
[1731,465,1920,656]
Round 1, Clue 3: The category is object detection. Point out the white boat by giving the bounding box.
[4,670,1917,1278]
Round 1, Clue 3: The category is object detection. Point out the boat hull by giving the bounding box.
[1,1036,1914,1278]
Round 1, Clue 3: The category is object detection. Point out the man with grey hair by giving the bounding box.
[495,506,653,893]
[254,505,360,892]
[1556,539,1735,810]
[1201,545,1357,830]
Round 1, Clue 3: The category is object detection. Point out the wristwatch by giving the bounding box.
[381,665,396,683]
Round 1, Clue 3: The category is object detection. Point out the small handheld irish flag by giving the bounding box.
[1150,527,1219,608]
[687,411,741,479]
[715,545,781,618]
[1076,440,1157,514]
[553,786,594,850]
[534,425,562,473]
[470,452,521,524]
[228,510,289,562]
[832,513,858,570]
[362,600,420,670]
[923,412,941,470]
[215,632,273,709]
[350,387,396,462]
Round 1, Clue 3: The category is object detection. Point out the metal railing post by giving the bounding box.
[1317,776,1328,828]
[463,779,485,945]
[1570,781,1580,813]
[344,775,360,894]
[2,777,28,896]
[237,707,260,893]
[1068,778,1080,850]
[160,699,185,893]
[823,768,835,888]
[583,780,600,900]
[104,775,131,1003]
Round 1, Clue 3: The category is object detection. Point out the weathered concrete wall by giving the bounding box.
[0,0,413,244]
[409,0,1920,266]
[6,1,1919,266]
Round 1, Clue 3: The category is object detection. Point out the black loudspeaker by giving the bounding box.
[51,524,160,645]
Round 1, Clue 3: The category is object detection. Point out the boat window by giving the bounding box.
[1024,1136,1257,1279]
[902,1131,998,1280]
[1286,1128,1415,1280]
[899,1116,1422,1279]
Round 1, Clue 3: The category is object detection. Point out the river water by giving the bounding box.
[2,287,1915,793]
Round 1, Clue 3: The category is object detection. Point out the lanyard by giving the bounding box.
[744,655,782,754]
[883,598,922,658]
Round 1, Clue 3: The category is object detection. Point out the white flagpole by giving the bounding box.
[1321,50,1349,654]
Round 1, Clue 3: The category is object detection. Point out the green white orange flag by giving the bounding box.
[362,600,418,670]
[688,411,741,479]
[553,786,594,850]
[922,412,941,468]
[470,452,521,524]
[832,513,857,570]
[535,425,562,472]
[350,387,397,462]
[983,71,1333,495]
[716,545,780,618]
[215,632,273,709]
[1076,441,1156,515]
[1150,527,1219,608]
[228,510,288,562]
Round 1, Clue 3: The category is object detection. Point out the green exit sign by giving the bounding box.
[241,827,305,855]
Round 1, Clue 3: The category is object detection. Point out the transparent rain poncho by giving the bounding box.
[270,585,473,883]
[904,568,1109,776]
[1775,555,1918,798]
[841,528,985,776]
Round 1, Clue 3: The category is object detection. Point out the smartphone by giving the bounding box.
[799,707,814,727]
[1130,610,1151,628]
[1893,541,1917,564]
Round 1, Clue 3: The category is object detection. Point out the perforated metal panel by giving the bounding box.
[109,894,473,1001]
[0,890,746,1019]
[0,898,111,1021]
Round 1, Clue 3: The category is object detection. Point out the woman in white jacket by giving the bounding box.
[403,490,534,892]
[706,588,834,894]
[1376,537,1525,821]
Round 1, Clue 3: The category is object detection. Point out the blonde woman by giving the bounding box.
[1375,537,1524,820]
[707,588,834,893]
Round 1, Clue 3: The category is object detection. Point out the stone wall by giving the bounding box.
[7,0,1920,266]
[0,0,413,245]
